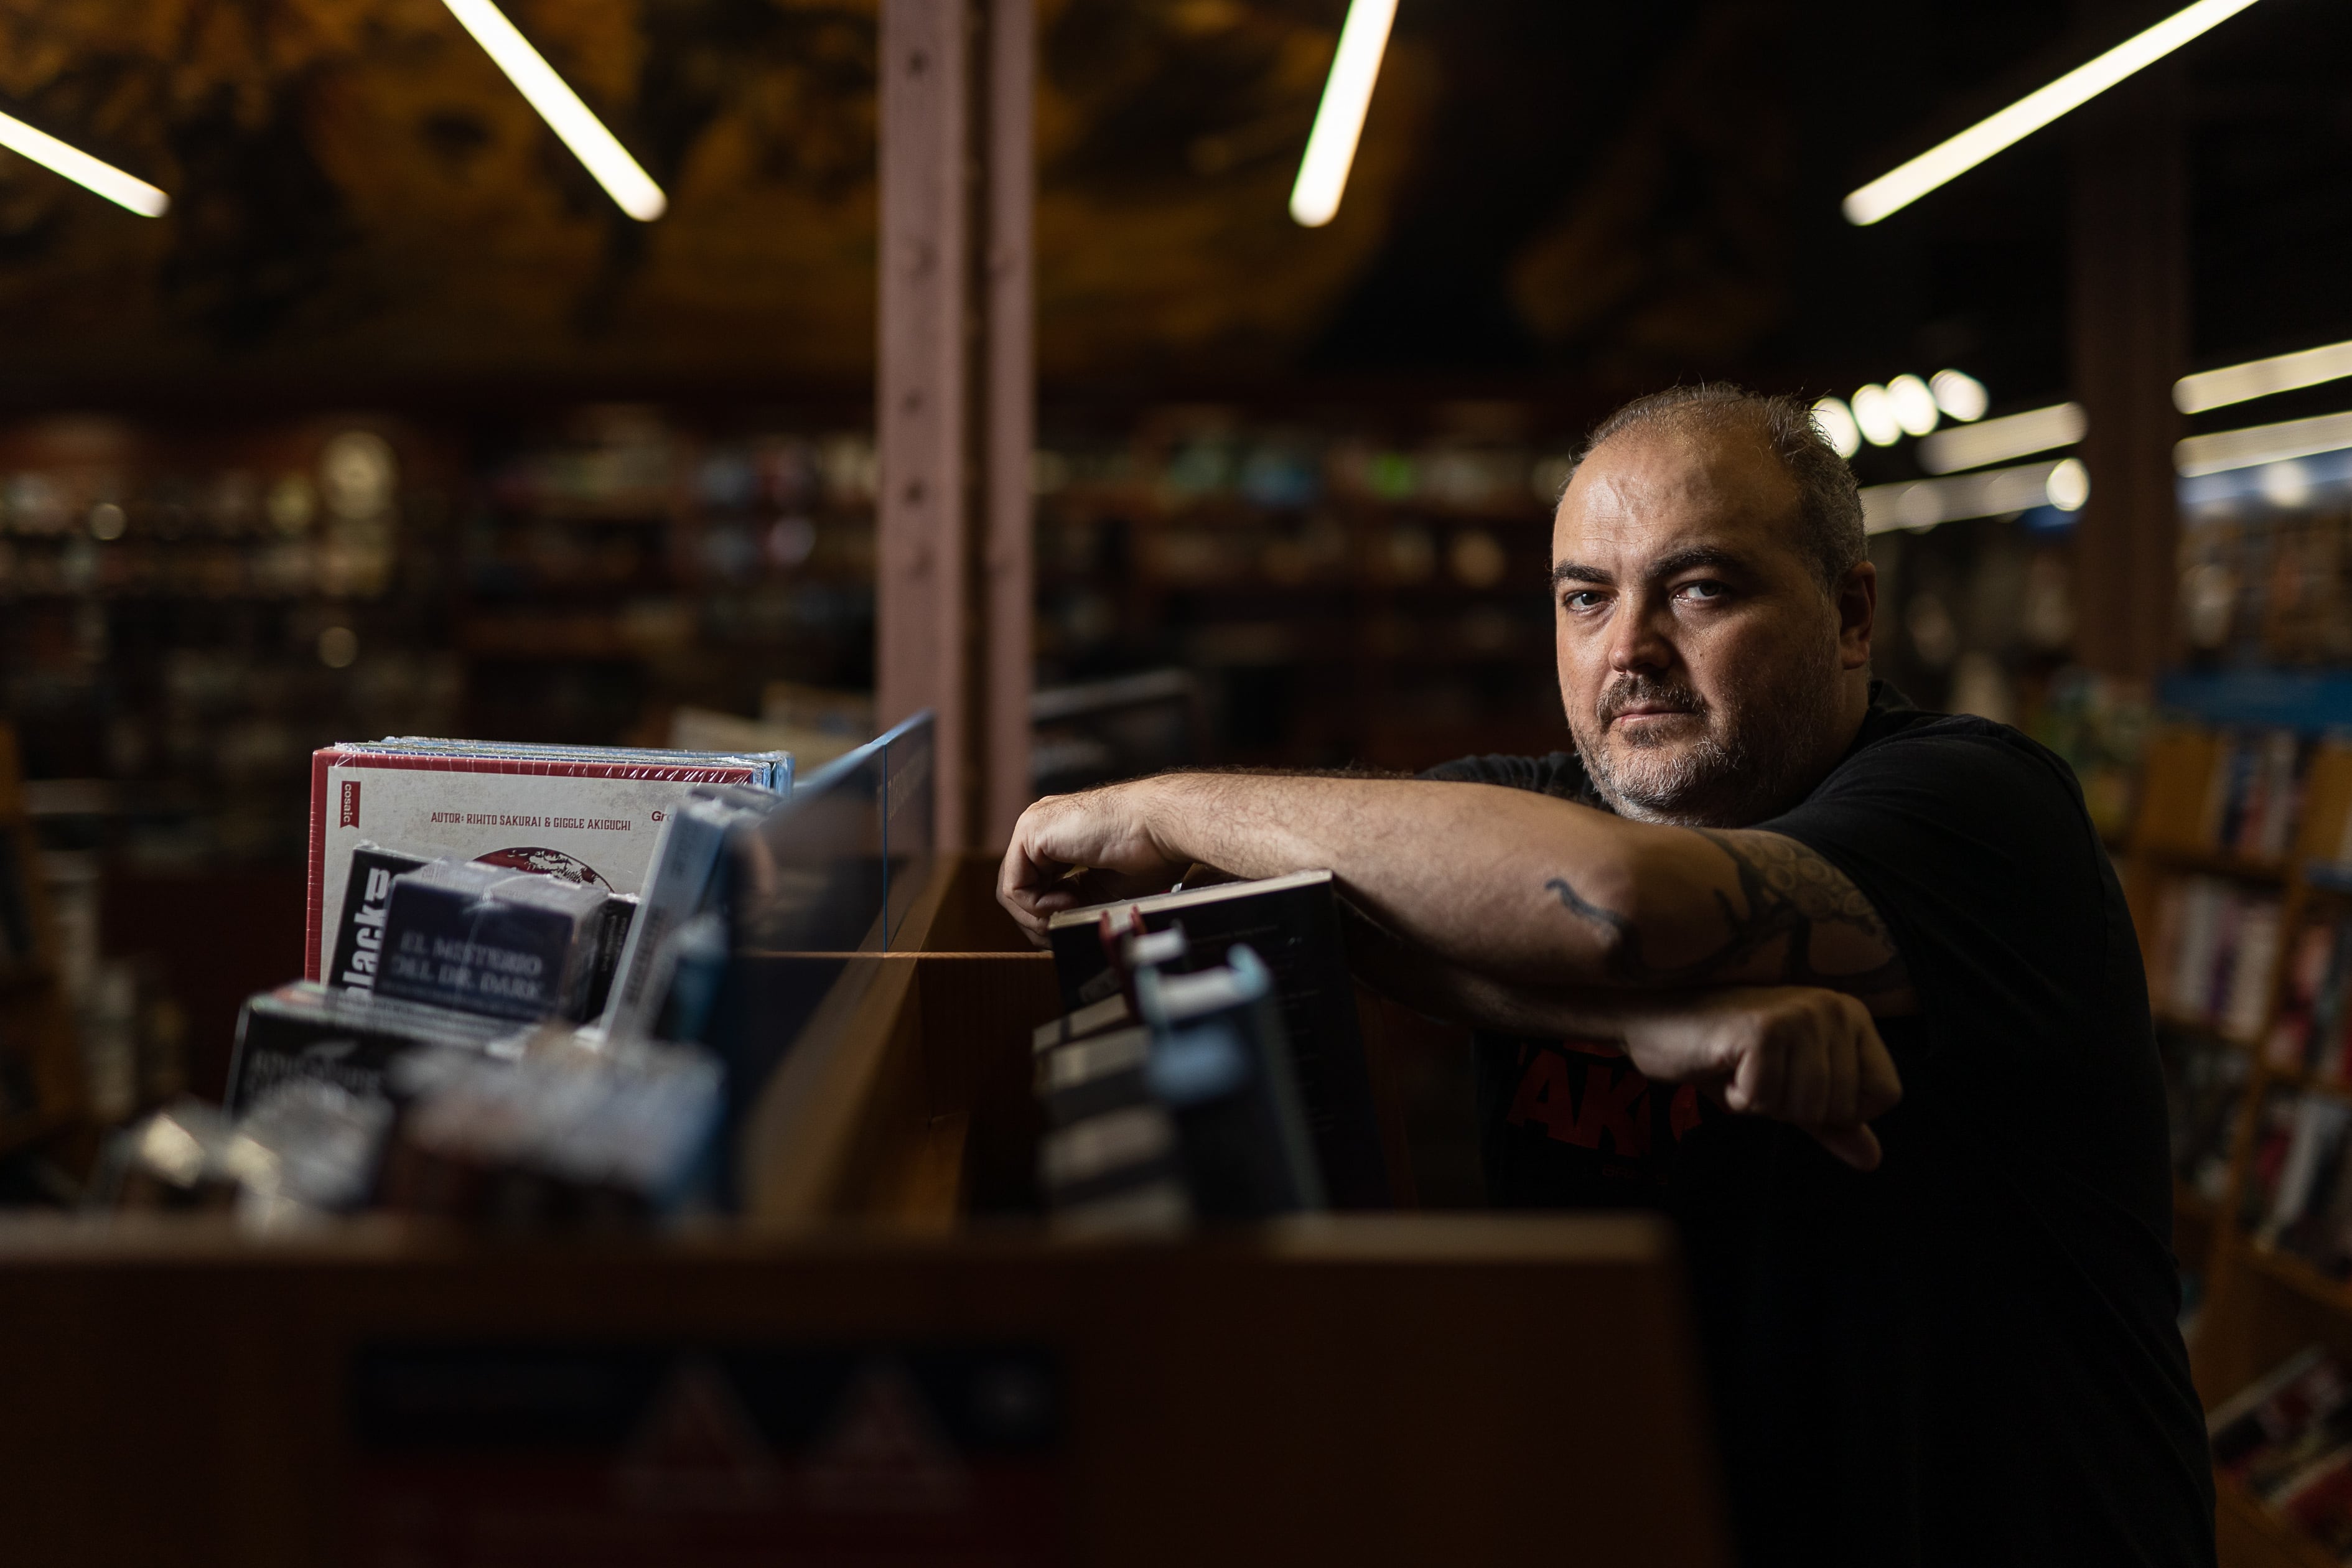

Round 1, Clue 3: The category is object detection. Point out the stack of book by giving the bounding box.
[1029,872,1389,1232]
[2151,875,2282,1040]
[128,735,796,1233]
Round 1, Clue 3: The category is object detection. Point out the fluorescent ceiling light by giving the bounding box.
[1813,397,1862,460]
[2046,457,2089,511]
[2175,409,2352,477]
[1930,369,1988,422]
[1918,401,2085,474]
[2176,338,2352,414]
[1888,375,1940,437]
[1842,0,2264,226]
[0,108,167,217]
[1289,0,1398,228]
[441,0,666,222]
[1860,457,2082,534]
[1850,385,1902,447]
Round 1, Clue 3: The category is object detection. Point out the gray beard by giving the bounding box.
[1573,653,1847,829]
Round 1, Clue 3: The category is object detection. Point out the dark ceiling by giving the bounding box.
[0,0,2343,419]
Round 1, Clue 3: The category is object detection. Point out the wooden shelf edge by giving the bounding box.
[2134,844,2294,884]
[2239,1241,2352,1315]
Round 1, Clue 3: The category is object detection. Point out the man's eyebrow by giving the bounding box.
[1551,546,1756,587]
[1645,544,1753,580]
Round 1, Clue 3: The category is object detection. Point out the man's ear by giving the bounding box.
[1836,560,1876,671]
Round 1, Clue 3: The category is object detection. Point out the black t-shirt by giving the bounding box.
[1426,685,2215,1568]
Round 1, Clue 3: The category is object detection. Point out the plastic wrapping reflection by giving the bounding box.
[881,712,935,950]
[713,714,933,1198]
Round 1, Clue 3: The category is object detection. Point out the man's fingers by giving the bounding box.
[1785,1028,1829,1129]
[1855,1022,1903,1121]
[1811,1122,1883,1172]
[1824,1015,1860,1129]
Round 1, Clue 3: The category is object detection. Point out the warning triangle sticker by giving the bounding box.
[614,1356,778,1511]
[801,1360,969,1514]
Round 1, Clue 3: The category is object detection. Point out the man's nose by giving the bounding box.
[1607,592,1674,673]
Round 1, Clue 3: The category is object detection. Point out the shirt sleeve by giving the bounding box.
[1759,722,2116,1066]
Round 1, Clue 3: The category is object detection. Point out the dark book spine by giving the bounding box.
[329,849,427,992]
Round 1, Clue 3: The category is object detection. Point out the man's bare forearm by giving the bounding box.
[1342,899,1638,1039]
[1118,772,1913,1012]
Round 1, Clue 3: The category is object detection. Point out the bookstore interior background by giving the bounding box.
[8,0,2352,1560]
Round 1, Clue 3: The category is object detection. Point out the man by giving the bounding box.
[998,385,2214,1567]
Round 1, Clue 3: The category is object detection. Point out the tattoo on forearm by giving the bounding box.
[1544,830,1910,995]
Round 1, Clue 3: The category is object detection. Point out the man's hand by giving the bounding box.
[998,782,1190,943]
[1617,986,1902,1171]
[1345,912,1903,1171]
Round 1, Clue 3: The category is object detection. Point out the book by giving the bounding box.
[2270,917,2352,1082]
[2200,729,2308,861]
[1032,993,1134,1056]
[1045,870,1389,1208]
[325,844,427,992]
[1037,1103,1192,1235]
[2212,1346,2348,1475]
[597,788,780,1040]
[223,980,528,1113]
[1136,944,1325,1218]
[376,1037,723,1225]
[375,859,609,1024]
[2272,1444,2352,1552]
[331,842,636,1017]
[1037,1025,1152,1128]
[307,737,791,982]
[2159,1027,2246,1202]
[228,1080,396,1228]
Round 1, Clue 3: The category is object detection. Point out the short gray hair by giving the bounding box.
[1566,383,1866,594]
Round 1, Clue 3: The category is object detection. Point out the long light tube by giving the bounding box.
[441,0,666,221]
[1289,0,1398,228]
[1918,402,2085,475]
[2176,409,2352,478]
[1843,0,2264,226]
[0,108,167,217]
[1860,457,2086,534]
[2176,338,2352,414]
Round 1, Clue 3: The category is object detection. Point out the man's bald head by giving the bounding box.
[1564,384,1865,597]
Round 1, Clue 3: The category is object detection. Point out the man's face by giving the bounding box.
[1552,424,1872,826]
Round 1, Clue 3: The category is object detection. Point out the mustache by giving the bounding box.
[1597,675,1707,725]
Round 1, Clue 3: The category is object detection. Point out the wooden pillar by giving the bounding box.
[877,0,1033,852]
[981,0,1035,849]
[2068,26,2186,683]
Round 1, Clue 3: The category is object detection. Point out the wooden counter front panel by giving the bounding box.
[0,1218,1727,1567]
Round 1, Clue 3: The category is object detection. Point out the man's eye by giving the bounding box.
[1562,589,1606,611]
[1676,580,1727,602]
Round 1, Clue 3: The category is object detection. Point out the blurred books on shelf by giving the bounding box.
[2242,1088,2352,1269]
[2028,670,2149,843]
[2150,876,2281,1042]
[2162,1028,2247,1205]
[2212,1346,2352,1554]
[2270,914,2352,1081]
